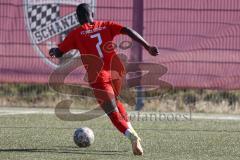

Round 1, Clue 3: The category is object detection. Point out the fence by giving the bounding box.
[1,0,240,90]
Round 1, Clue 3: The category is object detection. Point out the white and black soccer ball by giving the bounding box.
[73,127,94,148]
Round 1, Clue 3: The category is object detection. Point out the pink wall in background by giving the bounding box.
[0,0,240,89]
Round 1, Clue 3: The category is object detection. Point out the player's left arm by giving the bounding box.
[49,31,76,58]
[120,27,159,56]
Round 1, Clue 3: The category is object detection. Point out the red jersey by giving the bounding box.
[58,21,125,83]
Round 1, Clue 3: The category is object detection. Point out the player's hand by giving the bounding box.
[49,48,63,58]
[146,46,159,56]
[49,48,56,57]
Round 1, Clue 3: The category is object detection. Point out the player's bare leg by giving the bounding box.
[93,82,143,156]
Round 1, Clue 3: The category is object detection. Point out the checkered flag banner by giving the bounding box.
[27,4,60,32]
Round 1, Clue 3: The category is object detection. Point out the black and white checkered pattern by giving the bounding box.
[28,4,60,32]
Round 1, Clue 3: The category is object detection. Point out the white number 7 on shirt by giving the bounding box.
[90,33,103,58]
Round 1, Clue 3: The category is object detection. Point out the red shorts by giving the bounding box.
[90,79,122,105]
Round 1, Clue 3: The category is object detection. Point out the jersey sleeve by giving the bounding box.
[58,30,76,53]
[106,21,124,37]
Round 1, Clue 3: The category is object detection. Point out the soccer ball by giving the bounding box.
[73,127,94,148]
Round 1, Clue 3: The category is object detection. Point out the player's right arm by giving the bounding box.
[107,21,159,56]
[49,31,76,58]
[120,27,159,56]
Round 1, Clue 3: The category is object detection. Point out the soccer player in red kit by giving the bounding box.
[49,3,159,156]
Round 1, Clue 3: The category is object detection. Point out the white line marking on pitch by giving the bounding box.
[1,107,240,121]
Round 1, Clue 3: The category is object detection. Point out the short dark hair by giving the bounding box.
[76,3,92,22]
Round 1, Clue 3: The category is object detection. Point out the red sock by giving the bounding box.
[107,111,129,134]
[116,100,129,122]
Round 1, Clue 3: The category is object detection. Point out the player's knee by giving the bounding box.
[101,99,119,115]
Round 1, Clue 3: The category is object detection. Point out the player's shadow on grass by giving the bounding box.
[0,148,128,156]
